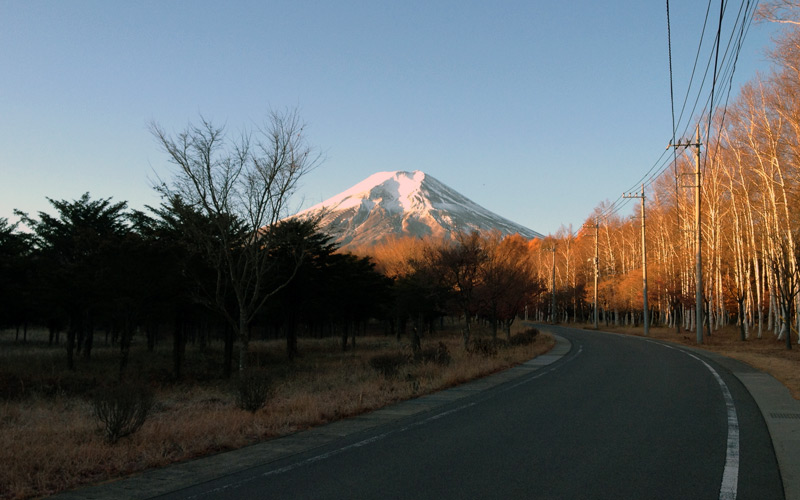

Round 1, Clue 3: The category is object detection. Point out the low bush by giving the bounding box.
[0,373,25,400]
[368,352,411,378]
[468,338,499,357]
[510,328,540,346]
[419,341,452,366]
[236,370,272,413]
[91,382,154,444]
[1,332,558,498]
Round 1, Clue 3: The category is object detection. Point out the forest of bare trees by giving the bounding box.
[535,6,800,348]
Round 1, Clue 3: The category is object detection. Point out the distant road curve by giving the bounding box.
[156,326,782,500]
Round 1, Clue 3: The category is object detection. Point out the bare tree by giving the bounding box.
[757,0,800,25]
[430,231,488,349]
[477,232,543,339]
[150,109,321,371]
[770,239,800,349]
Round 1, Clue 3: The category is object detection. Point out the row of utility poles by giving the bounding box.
[568,126,703,343]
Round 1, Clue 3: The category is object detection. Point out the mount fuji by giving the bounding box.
[290,171,543,250]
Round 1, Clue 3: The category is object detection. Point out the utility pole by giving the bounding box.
[548,246,557,323]
[584,217,600,329]
[593,217,599,330]
[624,185,649,336]
[668,125,703,344]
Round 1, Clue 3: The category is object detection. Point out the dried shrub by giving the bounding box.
[91,382,154,444]
[419,341,452,366]
[41,374,100,398]
[468,338,499,357]
[0,373,26,400]
[406,374,420,393]
[368,352,411,378]
[236,370,272,413]
[510,328,540,347]
[0,333,563,498]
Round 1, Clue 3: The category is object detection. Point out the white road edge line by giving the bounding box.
[685,351,740,500]
[647,340,740,500]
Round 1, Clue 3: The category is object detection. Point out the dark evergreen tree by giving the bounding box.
[16,194,132,369]
[148,198,237,378]
[262,219,392,357]
[0,218,33,336]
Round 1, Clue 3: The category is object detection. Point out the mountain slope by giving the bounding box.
[291,170,543,249]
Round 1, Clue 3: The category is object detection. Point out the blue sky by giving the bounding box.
[0,1,781,236]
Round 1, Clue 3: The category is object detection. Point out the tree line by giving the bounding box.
[535,6,800,348]
[0,202,544,379]
[363,231,544,349]
[1,110,545,379]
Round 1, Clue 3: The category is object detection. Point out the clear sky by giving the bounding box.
[0,1,782,236]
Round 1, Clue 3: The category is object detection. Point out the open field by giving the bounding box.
[575,323,800,400]
[0,322,553,500]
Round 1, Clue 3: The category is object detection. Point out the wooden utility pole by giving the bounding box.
[669,125,703,344]
[549,246,557,323]
[624,185,649,336]
[584,218,600,329]
[694,125,703,345]
[593,218,599,329]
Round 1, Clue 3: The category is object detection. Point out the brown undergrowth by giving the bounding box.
[0,324,553,499]
[577,322,800,400]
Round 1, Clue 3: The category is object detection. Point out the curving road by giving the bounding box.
[155,326,783,500]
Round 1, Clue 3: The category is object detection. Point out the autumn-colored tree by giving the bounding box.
[476,232,544,339]
[429,232,487,348]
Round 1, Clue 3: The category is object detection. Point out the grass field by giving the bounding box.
[0,322,553,500]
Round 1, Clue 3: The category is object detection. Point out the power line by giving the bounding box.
[577,0,758,237]
[594,1,721,220]
[639,0,755,197]
[667,0,681,224]
[714,0,758,156]
[673,0,715,135]
[705,0,733,176]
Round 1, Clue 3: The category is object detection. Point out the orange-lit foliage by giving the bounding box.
[357,235,435,278]
[536,6,800,342]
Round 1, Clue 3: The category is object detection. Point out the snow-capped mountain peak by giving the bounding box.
[292,170,543,249]
[302,171,427,214]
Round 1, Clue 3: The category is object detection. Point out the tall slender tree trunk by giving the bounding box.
[173,318,184,380]
[66,327,76,371]
[286,316,298,361]
[341,323,350,351]
[223,322,234,378]
[238,314,250,372]
[462,310,471,349]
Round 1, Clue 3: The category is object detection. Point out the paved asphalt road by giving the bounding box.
[153,326,783,500]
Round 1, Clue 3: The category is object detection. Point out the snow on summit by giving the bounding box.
[302,171,428,214]
[292,170,543,249]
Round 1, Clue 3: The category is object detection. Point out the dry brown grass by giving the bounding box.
[579,322,800,400]
[0,323,553,500]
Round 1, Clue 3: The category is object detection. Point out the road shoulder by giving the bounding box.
[680,344,800,500]
[550,324,800,500]
[53,334,573,500]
